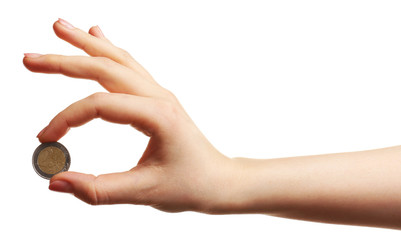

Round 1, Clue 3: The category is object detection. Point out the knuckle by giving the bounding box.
[88,92,108,103]
[74,174,102,206]
[82,175,109,206]
[91,175,110,205]
[155,100,174,115]
[154,100,181,127]
[161,89,179,103]
[119,48,132,60]
[87,92,108,116]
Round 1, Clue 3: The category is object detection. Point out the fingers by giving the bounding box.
[38,92,166,143]
[49,168,159,205]
[54,19,154,81]
[88,25,109,41]
[23,54,156,96]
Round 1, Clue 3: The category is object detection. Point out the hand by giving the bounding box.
[23,19,236,213]
[23,19,401,229]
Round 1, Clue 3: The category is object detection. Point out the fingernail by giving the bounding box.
[24,53,42,58]
[37,125,48,138]
[58,18,74,29]
[96,25,105,37]
[49,180,73,193]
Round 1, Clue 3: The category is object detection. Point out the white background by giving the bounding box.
[1,0,401,238]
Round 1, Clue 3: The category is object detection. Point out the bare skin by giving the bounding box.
[23,19,401,230]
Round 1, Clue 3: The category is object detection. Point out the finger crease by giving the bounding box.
[91,178,100,205]
[93,176,110,205]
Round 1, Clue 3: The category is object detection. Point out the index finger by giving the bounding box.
[38,92,167,143]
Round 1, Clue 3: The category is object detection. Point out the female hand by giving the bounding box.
[23,19,401,230]
[23,19,236,213]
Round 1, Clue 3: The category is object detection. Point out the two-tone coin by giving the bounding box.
[32,142,71,179]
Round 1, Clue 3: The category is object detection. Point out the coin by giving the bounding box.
[32,142,71,179]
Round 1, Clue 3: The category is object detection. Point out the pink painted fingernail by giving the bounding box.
[58,18,74,29]
[37,125,49,138]
[96,25,105,37]
[49,180,73,193]
[24,53,42,58]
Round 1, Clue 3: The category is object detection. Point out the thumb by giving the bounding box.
[49,168,158,205]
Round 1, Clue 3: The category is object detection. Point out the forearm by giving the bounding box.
[217,146,401,229]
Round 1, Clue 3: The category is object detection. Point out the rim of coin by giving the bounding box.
[32,142,71,180]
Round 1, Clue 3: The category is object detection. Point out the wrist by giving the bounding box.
[202,157,266,214]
